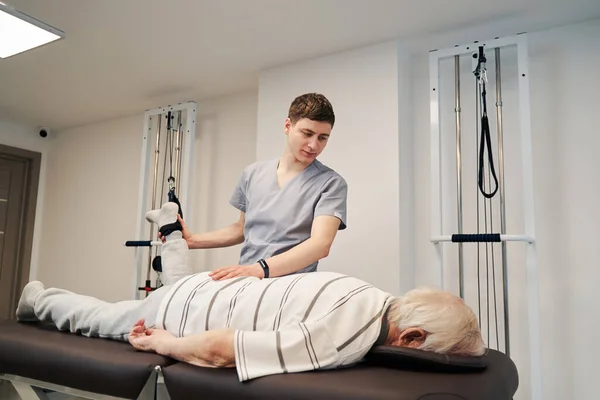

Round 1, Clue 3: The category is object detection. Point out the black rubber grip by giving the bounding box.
[125,240,153,247]
[451,234,501,243]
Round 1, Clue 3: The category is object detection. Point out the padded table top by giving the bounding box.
[0,319,176,399]
[162,348,518,400]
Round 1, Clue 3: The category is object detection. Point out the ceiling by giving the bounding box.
[1,0,599,131]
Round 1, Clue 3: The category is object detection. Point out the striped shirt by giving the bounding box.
[155,271,394,381]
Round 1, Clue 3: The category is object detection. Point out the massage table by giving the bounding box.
[0,319,519,400]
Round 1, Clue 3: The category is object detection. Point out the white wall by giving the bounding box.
[410,18,600,400]
[0,120,50,284]
[527,19,599,400]
[188,91,259,274]
[34,90,258,302]
[35,113,143,301]
[256,41,411,296]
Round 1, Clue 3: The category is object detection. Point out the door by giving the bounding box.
[0,145,41,321]
[0,157,27,320]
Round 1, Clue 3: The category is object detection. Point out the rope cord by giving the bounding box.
[473,46,501,348]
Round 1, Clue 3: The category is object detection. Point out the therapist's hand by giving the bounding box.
[209,264,264,281]
[158,215,193,245]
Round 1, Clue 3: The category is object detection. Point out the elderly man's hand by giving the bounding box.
[128,319,176,354]
[209,264,264,281]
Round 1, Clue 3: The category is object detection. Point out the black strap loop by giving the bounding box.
[159,220,183,237]
[478,84,499,198]
[168,187,183,219]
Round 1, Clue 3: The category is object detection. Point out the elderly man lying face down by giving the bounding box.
[16,202,485,381]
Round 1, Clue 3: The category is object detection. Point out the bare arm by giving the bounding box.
[209,215,342,280]
[128,320,340,382]
[128,321,235,367]
[184,211,245,250]
[263,215,341,277]
[162,324,341,380]
[158,329,236,368]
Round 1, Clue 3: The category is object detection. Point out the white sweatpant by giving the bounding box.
[32,237,191,341]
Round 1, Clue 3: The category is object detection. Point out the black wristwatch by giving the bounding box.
[258,259,270,278]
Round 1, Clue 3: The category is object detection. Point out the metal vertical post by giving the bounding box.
[495,47,510,356]
[455,55,465,299]
[430,52,444,290]
[517,34,542,400]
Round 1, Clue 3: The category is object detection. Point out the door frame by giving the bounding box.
[0,144,41,316]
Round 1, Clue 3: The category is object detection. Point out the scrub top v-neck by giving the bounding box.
[229,157,348,274]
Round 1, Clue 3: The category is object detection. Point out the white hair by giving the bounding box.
[388,286,486,356]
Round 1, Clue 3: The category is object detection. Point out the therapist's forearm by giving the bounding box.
[264,237,330,277]
[188,224,244,250]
